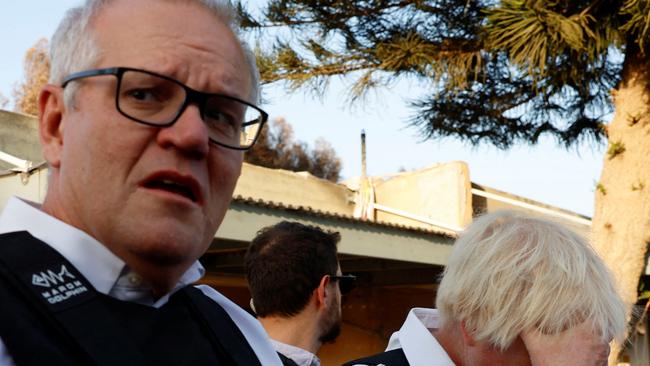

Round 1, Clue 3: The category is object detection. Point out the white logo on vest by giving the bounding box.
[32,264,88,304]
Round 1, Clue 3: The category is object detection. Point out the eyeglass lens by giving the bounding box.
[117,69,262,148]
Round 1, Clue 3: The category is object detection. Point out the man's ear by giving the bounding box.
[315,275,331,310]
[460,320,477,347]
[38,85,66,168]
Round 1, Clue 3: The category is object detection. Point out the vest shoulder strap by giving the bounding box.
[182,286,263,366]
[277,352,300,366]
[342,348,410,366]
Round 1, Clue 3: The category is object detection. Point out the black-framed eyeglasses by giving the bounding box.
[61,67,268,150]
[328,274,357,295]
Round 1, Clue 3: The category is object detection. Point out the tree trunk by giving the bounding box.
[591,43,650,365]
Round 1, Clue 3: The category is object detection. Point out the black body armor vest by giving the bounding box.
[0,231,262,366]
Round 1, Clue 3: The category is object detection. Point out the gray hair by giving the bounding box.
[49,0,260,107]
[436,210,627,350]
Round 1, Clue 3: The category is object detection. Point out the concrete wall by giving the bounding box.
[0,169,47,208]
[373,161,472,230]
[0,110,42,164]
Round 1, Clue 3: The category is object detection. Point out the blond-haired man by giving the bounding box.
[344,210,627,366]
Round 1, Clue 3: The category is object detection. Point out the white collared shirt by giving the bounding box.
[271,339,321,366]
[0,196,281,366]
[352,308,454,366]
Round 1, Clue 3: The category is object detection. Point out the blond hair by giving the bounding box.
[436,210,627,350]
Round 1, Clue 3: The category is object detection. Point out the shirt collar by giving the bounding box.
[270,339,320,366]
[385,308,455,366]
[0,196,205,306]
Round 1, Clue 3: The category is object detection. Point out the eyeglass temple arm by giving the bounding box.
[61,67,122,87]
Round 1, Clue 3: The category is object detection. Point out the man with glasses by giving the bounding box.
[0,0,280,364]
[245,221,356,366]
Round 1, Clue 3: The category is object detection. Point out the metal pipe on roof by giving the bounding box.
[361,129,367,179]
[0,150,32,172]
[373,203,464,233]
[471,188,592,226]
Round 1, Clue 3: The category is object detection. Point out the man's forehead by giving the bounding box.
[89,0,251,99]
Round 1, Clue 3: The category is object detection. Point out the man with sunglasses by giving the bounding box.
[0,0,282,364]
[245,221,356,366]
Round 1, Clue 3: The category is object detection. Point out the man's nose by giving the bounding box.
[156,104,210,158]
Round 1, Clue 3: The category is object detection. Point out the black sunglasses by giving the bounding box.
[328,274,357,295]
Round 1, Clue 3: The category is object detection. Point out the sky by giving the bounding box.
[0,1,606,217]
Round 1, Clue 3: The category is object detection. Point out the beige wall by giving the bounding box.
[0,110,42,163]
[0,168,47,208]
[373,161,472,230]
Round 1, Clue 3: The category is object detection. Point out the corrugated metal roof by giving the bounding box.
[231,194,458,238]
